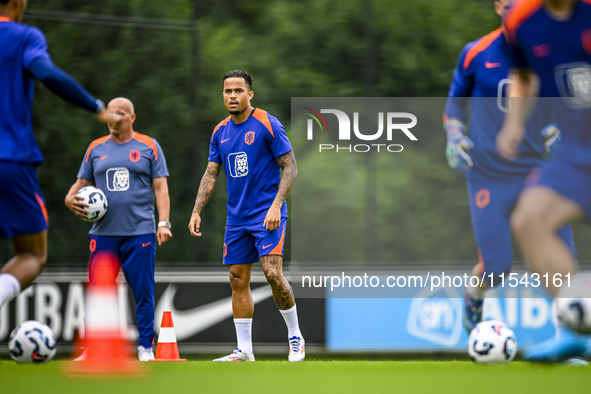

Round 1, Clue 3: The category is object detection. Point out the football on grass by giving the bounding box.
[468,320,517,364]
[8,320,56,364]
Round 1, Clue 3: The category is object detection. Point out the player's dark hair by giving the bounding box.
[223,70,253,91]
[0,0,11,5]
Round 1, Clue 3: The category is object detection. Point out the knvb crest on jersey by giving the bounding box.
[129,150,141,163]
[245,131,255,145]
[302,107,417,153]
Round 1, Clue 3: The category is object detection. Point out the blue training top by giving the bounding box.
[504,0,591,167]
[0,18,100,165]
[77,133,169,236]
[209,108,293,225]
[444,26,548,182]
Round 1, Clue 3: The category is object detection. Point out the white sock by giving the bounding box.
[234,318,253,355]
[279,304,302,339]
[466,283,485,301]
[0,273,21,307]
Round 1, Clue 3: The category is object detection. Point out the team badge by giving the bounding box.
[582,29,591,56]
[129,150,141,162]
[228,152,248,178]
[555,62,591,109]
[475,189,490,209]
[532,43,551,58]
[106,167,130,191]
[245,131,255,145]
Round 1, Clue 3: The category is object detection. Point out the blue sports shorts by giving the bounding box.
[223,217,287,265]
[467,175,574,285]
[0,161,48,238]
[530,159,591,220]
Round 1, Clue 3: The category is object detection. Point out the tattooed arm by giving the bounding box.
[264,150,298,231]
[188,161,222,237]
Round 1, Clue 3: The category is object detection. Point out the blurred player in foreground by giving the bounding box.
[499,0,591,362]
[188,71,304,362]
[444,0,574,333]
[65,97,172,361]
[0,0,122,309]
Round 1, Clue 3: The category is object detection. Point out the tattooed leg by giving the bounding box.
[260,255,295,310]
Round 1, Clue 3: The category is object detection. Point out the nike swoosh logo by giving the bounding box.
[485,62,501,69]
[262,244,273,249]
[155,285,273,341]
[221,138,230,144]
[142,242,151,247]
[99,156,108,160]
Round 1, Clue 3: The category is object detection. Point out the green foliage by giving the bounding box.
[3,0,588,267]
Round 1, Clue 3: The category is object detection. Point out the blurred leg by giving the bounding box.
[511,186,581,297]
[3,231,48,288]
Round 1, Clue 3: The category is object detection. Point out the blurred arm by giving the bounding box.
[496,68,539,160]
[28,57,102,113]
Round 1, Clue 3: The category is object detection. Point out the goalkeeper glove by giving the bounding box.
[541,123,561,156]
[445,119,474,174]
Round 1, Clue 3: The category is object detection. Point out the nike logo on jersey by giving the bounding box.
[155,285,273,340]
[221,138,230,144]
[142,242,152,247]
[485,62,502,69]
[262,244,274,249]
[99,156,108,160]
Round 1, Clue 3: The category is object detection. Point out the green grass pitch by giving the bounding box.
[1,359,589,394]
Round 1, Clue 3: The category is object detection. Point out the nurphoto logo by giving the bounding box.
[303,107,418,153]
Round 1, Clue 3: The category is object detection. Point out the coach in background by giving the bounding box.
[65,97,171,362]
[0,0,122,308]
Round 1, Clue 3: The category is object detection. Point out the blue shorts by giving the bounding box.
[531,160,591,220]
[89,234,156,348]
[467,176,575,285]
[0,161,48,238]
[223,218,287,265]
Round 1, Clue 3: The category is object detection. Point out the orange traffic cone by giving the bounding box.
[151,311,186,361]
[66,252,143,375]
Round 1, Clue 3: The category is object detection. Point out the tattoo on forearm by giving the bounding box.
[193,163,221,214]
[261,255,295,309]
[273,151,298,207]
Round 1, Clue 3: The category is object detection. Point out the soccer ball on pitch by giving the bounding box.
[468,320,517,364]
[77,186,108,222]
[556,273,591,335]
[8,320,57,364]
